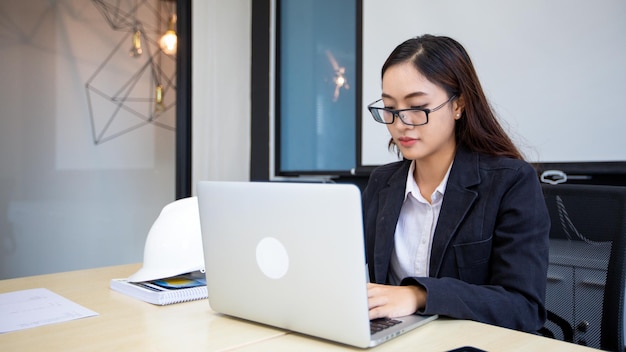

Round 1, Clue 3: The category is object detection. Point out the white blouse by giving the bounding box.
[389,160,452,285]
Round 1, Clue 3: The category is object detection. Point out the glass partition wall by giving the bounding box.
[0,1,176,279]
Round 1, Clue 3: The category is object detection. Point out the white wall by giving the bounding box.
[361,0,626,166]
[0,0,176,279]
[192,0,251,188]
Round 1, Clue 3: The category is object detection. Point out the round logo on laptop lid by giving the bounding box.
[255,237,289,279]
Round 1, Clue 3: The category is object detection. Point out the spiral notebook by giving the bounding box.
[110,272,207,305]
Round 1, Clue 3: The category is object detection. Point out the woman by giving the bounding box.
[363,34,550,332]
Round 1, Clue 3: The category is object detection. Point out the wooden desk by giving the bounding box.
[0,264,601,351]
[0,264,285,351]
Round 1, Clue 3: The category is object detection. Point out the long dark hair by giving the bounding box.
[382,34,523,160]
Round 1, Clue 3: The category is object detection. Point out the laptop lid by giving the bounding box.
[197,181,435,348]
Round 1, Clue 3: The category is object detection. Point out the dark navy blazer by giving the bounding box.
[362,145,550,332]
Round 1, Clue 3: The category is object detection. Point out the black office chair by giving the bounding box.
[539,183,626,351]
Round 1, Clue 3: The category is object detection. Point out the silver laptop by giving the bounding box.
[196,181,437,348]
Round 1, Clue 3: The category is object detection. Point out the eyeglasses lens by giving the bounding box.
[373,109,427,125]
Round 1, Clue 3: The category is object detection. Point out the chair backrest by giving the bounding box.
[541,183,626,351]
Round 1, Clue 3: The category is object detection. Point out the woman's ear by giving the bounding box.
[453,95,465,119]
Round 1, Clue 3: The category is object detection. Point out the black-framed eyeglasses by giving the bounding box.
[367,95,457,126]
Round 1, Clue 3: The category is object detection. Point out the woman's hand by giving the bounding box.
[367,283,426,320]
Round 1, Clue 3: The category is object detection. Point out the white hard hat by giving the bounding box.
[128,196,205,282]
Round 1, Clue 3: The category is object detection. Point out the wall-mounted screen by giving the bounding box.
[276,0,357,175]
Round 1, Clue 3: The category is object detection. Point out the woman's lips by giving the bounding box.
[398,136,417,147]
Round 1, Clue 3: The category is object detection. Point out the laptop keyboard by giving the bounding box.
[370,318,402,334]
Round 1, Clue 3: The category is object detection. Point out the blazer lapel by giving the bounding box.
[429,146,480,276]
[374,161,410,283]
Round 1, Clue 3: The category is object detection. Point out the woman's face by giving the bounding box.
[381,62,461,162]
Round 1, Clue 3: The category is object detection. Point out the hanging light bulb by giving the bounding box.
[129,29,143,57]
[155,84,165,113]
[159,14,177,55]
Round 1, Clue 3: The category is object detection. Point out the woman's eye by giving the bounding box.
[408,101,427,109]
